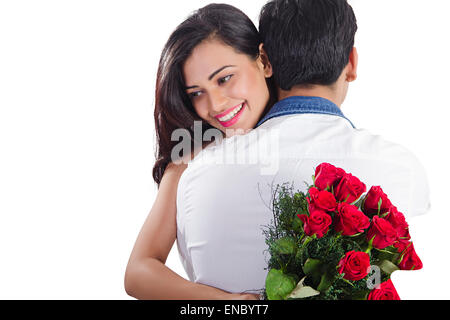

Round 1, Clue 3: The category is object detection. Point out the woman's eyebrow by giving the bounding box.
[208,65,235,80]
[185,65,236,89]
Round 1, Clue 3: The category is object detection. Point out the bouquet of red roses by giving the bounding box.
[262,162,422,300]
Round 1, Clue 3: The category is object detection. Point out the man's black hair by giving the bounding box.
[259,0,357,91]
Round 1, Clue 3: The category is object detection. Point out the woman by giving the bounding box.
[124,3,275,299]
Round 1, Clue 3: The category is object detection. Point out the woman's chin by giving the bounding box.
[208,117,254,137]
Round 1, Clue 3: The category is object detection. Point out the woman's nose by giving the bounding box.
[208,88,228,114]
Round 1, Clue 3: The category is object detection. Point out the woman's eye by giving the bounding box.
[189,91,202,99]
[218,75,233,84]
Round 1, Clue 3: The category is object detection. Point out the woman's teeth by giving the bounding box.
[218,103,243,122]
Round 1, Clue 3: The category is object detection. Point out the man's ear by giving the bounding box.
[258,43,273,78]
[346,47,358,82]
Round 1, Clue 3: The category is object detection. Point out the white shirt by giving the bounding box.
[176,111,430,294]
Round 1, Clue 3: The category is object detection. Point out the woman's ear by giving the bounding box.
[258,43,273,78]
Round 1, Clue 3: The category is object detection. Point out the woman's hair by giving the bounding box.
[152,3,276,187]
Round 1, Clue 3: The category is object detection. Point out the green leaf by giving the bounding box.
[348,232,363,238]
[350,195,365,208]
[273,237,296,255]
[317,272,335,292]
[365,235,375,254]
[303,258,322,277]
[375,246,399,262]
[380,212,390,218]
[265,269,297,300]
[292,215,304,233]
[287,277,320,299]
[360,195,367,211]
[377,198,383,215]
[378,259,400,275]
[352,291,369,300]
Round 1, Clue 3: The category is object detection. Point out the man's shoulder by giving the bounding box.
[351,128,421,163]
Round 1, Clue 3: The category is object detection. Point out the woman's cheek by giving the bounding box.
[228,73,254,102]
[193,102,209,122]
[248,69,270,103]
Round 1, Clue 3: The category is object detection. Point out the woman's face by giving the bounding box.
[183,39,272,136]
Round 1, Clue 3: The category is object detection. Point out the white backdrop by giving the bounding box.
[0,0,449,299]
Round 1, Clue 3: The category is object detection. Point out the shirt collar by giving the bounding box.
[256,96,355,128]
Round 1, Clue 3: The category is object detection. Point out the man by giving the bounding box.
[176,0,430,295]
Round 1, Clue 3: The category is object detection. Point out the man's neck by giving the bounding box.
[278,85,343,107]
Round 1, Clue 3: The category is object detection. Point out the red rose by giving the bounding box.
[366,216,398,249]
[334,203,370,236]
[334,173,366,204]
[398,242,423,270]
[367,279,400,300]
[385,206,410,240]
[307,187,337,212]
[338,250,371,281]
[297,210,332,239]
[314,163,346,191]
[394,234,411,253]
[363,186,392,216]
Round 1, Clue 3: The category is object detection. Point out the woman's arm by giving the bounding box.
[124,162,257,300]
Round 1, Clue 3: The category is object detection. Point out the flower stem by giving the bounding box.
[365,242,373,254]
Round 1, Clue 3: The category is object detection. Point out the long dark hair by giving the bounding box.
[152,3,277,187]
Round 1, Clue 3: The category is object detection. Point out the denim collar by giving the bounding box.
[256,96,355,128]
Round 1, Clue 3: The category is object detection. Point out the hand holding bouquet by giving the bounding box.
[263,163,422,300]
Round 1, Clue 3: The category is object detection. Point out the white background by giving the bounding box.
[0,0,449,299]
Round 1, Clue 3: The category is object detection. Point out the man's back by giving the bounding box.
[176,98,430,294]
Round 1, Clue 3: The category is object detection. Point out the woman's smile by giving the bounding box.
[215,102,246,127]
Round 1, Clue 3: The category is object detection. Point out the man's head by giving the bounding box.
[259,0,358,104]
